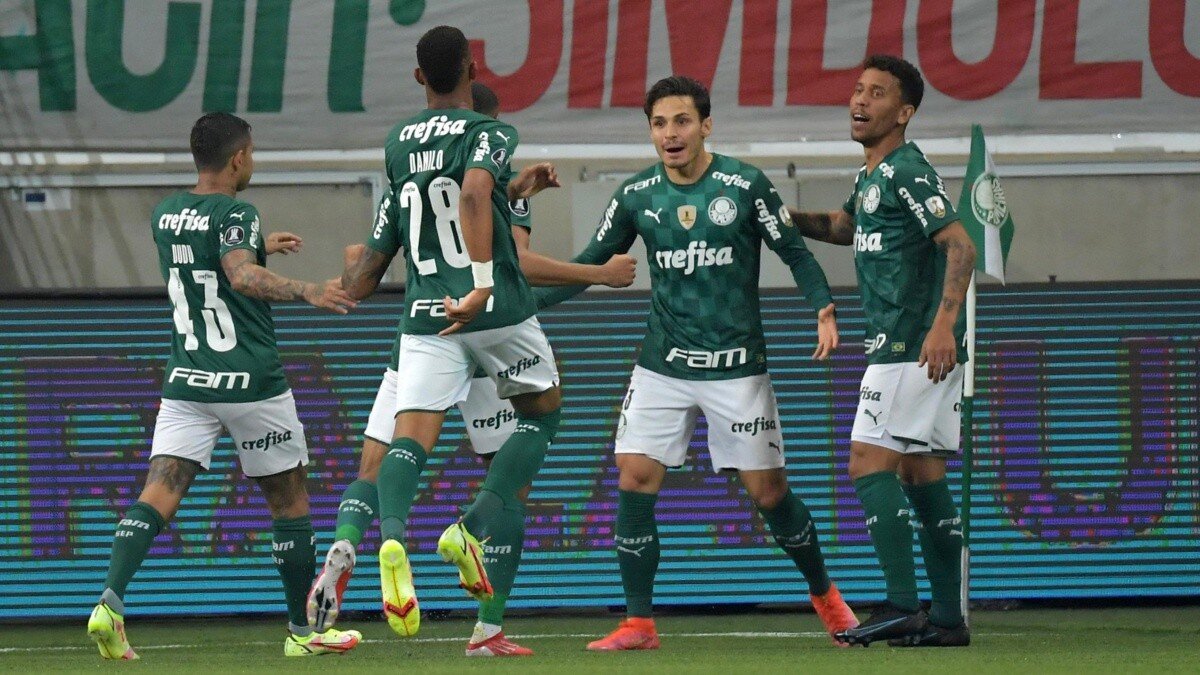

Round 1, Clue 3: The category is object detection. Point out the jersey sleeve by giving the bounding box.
[465,120,519,181]
[842,176,859,215]
[750,172,834,312]
[217,204,262,257]
[509,197,532,231]
[364,189,401,257]
[892,160,958,238]
[534,188,638,310]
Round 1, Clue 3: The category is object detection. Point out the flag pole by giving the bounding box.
[960,271,977,626]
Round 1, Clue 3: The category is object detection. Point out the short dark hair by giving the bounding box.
[471,81,500,118]
[643,75,711,120]
[189,112,251,172]
[862,54,924,109]
[417,25,470,94]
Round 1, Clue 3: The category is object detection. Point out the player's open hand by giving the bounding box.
[439,287,493,335]
[508,162,560,201]
[600,254,637,287]
[267,232,303,255]
[918,325,957,382]
[813,303,839,360]
[305,278,357,315]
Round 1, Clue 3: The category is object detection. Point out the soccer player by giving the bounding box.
[335,25,565,656]
[306,82,635,656]
[787,55,977,647]
[536,76,859,651]
[86,112,362,659]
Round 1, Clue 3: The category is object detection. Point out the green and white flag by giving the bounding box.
[958,125,1015,283]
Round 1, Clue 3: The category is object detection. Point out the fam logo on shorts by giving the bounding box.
[862,184,882,213]
[707,196,738,226]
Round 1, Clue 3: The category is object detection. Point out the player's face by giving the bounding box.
[648,96,711,170]
[232,141,254,191]
[849,68,914,146]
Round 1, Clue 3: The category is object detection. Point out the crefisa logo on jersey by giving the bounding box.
[158,209,210,235]
[707,196,737,226]
[862,184,882,213]
[397,114,467,143]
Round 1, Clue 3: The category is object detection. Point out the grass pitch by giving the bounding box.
[6,607,1198,674]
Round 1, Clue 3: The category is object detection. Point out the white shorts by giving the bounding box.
[149,390,308,477]
[394,316,559,412]
[851,362,964,454]
[364,369,516,455]
[614,366,785,473]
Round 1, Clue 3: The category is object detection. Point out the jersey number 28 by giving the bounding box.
[399,177,471,275]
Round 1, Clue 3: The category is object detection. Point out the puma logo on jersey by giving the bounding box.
[228,211,247,221]
[644,208,663,224]
[397,114,467,143]
[654,240,734,275]
[495,131,510,143]
[914,174,931,186]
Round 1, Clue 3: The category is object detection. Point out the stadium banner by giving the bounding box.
[1,283,1198,619]
[2,0,1200,150]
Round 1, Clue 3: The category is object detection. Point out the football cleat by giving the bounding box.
[835,604,928,646]
[307,539,356,632]
[811,584,860,647]
[465,631,534,657]
[436,522,493,601]
[888,621,971,647]
[284,627,362,656]
[585,617,660,651]
[87,601,138,660]
[379,539,420,636]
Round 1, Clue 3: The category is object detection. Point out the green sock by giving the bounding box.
[271,515,316,628]
[102,501,166,601]
[477,504,526,625]
[616,490,659,618]
[853,471,919,612]
[334,479,379,546]
[461,408,558,534]
[905,479,964,627]
[758,489,831,596]
[378,438,428,543]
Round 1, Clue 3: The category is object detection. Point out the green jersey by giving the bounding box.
[383,195,533,371]
[842,141,967,365]
[151,192,287,403]
[540,154,833,381]
[367,108,537,336]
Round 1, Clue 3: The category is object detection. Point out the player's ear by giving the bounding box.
[700,116,713,139]
[897,104,915,126]
[414,67,425,86]
[467,59,477,82]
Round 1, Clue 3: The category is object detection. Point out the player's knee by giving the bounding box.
[255,464,309,519]
[516,407,561,442]
[358,438,389,481]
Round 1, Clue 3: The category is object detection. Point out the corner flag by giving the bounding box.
[957,125,1014,283]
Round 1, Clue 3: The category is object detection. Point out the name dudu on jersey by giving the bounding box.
[153,192,288,404]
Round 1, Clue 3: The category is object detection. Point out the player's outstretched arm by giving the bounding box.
[265,231,303,255]
[341,244,391,300]
[919,221,977,382]
[786,209,855,245]
[514,224,635,287]
[507,162,560,202]
[221,248,356,314]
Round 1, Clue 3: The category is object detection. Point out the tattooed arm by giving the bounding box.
[340,244,392,300]
[221,248,355,314]
[919,221,977,382]
[786,209,856,246]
